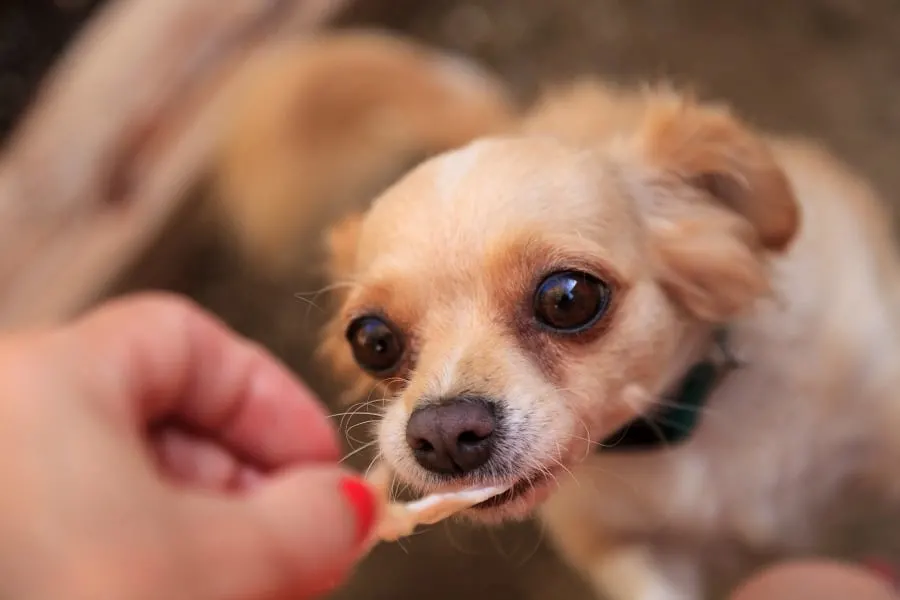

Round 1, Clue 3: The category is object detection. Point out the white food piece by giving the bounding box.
[376,485,510,542]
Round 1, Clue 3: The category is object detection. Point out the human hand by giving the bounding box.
[730,560,899,600]
[0,293,374,600]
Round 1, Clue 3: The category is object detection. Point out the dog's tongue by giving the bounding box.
[375,484,510,542]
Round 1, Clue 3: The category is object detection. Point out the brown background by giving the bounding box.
[4,1,900,599]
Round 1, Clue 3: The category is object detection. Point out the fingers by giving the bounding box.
[730,561,899,600]
[179,467,377,600]
[63,293,340,469]
[153,427,264,492]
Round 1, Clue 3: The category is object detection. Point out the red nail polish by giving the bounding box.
[339,476,377,544]
[864,558,900,589]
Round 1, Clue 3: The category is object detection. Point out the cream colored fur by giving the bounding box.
[216,32,900,600]
[213,31,514,277]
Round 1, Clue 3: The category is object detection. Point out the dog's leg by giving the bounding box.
[586,545,702,600]
[541,494,703,600]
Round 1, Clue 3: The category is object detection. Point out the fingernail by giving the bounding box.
[339,476,377,544]
[864,559,900,590]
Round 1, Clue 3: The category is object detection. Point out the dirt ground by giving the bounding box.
[3,1,900,599]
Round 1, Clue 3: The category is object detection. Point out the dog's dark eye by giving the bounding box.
[533,271,611,332]
[345,315,405,375]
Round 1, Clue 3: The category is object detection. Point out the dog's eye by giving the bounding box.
[345,315,405,375]
[533,271,611,332]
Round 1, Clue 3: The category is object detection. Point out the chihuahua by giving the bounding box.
[217,32,900,600]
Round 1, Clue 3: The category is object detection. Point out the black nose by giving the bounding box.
[405,396,497,475]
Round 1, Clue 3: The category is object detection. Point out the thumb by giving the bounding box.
[181,466,377,600]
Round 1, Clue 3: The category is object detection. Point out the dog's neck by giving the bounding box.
[598,327,737,452]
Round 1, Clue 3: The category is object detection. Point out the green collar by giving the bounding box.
[598,328,737,452]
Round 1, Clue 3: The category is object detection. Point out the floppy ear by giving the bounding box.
[624,93,800,322]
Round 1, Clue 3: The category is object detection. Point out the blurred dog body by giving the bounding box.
[215,32,900,600]
[213,31,515,276]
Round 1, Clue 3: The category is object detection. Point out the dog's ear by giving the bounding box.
[636,95,799,251]
[623,93,800,322]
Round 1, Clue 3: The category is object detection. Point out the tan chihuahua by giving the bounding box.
[217,32,900,600]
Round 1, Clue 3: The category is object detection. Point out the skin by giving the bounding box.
[0,293,375,600]
[729,561,898,600]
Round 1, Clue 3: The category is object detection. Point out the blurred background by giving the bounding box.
[2,1,900,599]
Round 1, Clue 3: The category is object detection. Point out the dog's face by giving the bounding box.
[323,94,799,522]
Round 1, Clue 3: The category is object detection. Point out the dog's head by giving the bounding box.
[322,90,800,522]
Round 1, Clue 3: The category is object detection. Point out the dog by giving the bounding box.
[216,31,900,600]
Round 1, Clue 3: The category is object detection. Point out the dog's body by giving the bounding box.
[524,87,900,598]
[214,31,514,277]
[538,135,900,600]
[216,32,900,600]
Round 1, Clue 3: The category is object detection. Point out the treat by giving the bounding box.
[376,485,509,541]
[364,462,509,543]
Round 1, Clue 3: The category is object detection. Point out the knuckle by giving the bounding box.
[122,291,202,318]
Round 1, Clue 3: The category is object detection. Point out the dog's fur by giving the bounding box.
[217,31,900,600]
[214,31,515,277]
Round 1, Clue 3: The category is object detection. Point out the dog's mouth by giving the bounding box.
[470,469,559,510]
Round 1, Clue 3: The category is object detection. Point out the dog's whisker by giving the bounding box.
[364,453,383,480]
[654,394,721,417]
[337,399,364,432]
[344,419,383,444]
[339,402,379,446]
[614,388,673,451]
[549,454,579,488]
[293,280,359,302]
[647,414,699,433]
[389,471,403,503]
[539,465,561,491]
[340,439,378,464]
[328,410,383,420]
[292,294,325,321]
[341,385,396,433]
[551,386,598,455]
[397,480,412,500]
[344,417,383,432]
[396,538,411,555]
